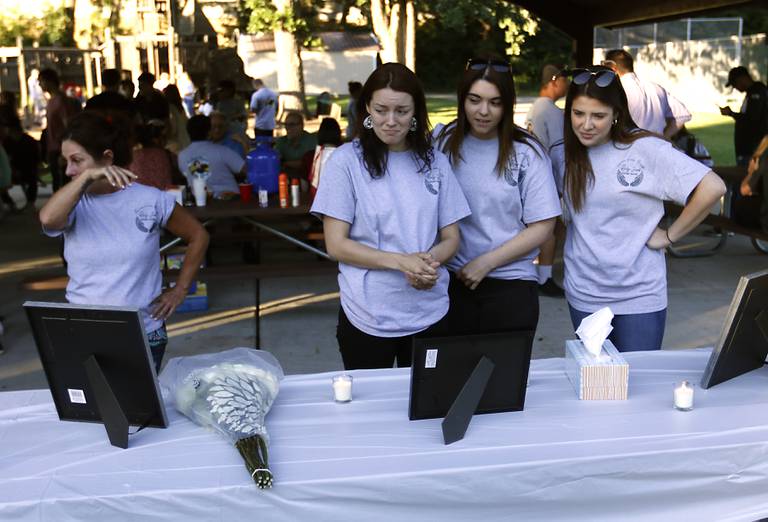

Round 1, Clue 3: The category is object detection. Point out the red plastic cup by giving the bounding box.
[239,183,253,203]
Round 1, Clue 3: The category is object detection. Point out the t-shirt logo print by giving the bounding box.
[424,169,441,195]
[504,152,530,187]
[135,205,160,233]
[616,158,644,187]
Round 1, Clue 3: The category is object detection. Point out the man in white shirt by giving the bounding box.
[602,50,688,138]
[249,79,278,137]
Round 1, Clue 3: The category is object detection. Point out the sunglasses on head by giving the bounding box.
[466,58,511,73]
[571,68,616,87]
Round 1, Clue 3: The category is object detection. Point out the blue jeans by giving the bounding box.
[568,306,666,352]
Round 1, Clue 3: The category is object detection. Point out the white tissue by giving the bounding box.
[575,307,614,358]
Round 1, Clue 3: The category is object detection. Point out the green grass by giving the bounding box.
[686,113,734,166]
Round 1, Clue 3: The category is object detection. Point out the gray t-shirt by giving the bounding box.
[562,137,710,314]
[44,183,177,333]
[178,141,244,196]
[310,141,471,337]
[438,131,561,281]
[525,97,564,150]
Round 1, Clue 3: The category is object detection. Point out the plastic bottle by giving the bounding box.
[290,179,300,207]
[246,137,280,193]
[278,173,289,208]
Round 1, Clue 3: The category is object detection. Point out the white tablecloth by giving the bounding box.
[3,349,768,521]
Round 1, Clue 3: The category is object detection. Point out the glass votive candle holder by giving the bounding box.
[673,380,694,411]
[332,374,353,403]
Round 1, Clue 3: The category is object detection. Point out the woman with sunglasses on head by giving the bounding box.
[434,57,561,335]
[560,66,725,351]
[310,63,470,370]
[38,111,209,372]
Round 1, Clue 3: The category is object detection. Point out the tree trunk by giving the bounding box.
[371,0,415,71]
[272,0,307,114]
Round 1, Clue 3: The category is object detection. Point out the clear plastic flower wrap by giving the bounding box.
[159,347,284,488]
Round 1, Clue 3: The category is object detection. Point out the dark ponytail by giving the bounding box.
[63,111,134,167]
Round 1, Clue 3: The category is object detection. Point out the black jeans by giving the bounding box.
[336,307,446,370]
[438,272,539,336]
[48,151,65,192]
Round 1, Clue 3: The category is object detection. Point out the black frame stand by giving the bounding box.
[84,355,130,449]
[441,356,495,445]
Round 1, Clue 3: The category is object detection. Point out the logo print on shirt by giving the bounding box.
[616,158,644,187]
[504,152,530,187]
[135,206,159,233]
[424,169,441,195]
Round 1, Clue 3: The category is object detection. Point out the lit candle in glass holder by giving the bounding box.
[332,374,353,403]
[673,380,694,411]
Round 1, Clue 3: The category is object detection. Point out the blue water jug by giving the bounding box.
[246,137,280,193]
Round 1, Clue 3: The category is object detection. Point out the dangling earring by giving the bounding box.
[612,118,618,126]
[363,115,373,130]
[409,117,418,132]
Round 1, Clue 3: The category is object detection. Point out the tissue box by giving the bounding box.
[564,339,628,400]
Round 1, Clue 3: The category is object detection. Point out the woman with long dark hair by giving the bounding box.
[560,66,725,351]
[311,63,470,370]
[38,111,209,371]
[435,57,561,335]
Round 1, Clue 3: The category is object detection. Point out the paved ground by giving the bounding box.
[1,168,766,391]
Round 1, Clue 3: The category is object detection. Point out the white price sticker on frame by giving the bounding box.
[425,349,438,368]
[67,388,87,404]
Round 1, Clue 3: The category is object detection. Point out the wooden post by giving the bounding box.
[168,28,176,83]
[104,28,116,69]
[16,37,28,111]
[83,51,94,99]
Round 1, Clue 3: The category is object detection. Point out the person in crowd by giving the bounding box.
[559,66,725,351]
[346,81,363,140]
[38,111,209,371]
[275,111,317,182]
[119,79,135,99]
[39,68,78,191]
[134,71,170,124]
[307,117,343,199]
[731,132,768,230]
[3,111,40,209]
[719,66,768,167]
[0,117,14,216]
[27,68,46,126]
[85,68,134,118]
[130,120,182,190]
[162,84,191,154]
[249,79,278,137]
[433,57,560,335]
[214,80,248,137]
[602,49,687,138]
[310,62,470,370]
[178,115,246,198]
[178,72,196,118]
[525,63,570,297]
[671,126,714,168]
[209,111,248,158]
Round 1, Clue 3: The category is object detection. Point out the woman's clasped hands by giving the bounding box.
[401,252,440,291]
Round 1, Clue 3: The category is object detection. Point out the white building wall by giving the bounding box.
[238,38,377,96]
[595,33,767,114]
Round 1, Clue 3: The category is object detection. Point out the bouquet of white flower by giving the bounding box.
[160,348,284,489]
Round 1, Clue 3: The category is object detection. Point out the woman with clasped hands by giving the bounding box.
[311,63,471,370]
[558,66,725,351]
[39,112,209,371]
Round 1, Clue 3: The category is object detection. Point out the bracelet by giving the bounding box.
[666,228,674,244]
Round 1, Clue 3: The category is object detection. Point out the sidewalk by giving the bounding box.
[1,184,766,391]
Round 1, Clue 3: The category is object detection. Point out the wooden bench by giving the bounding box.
[664,201,768,257]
